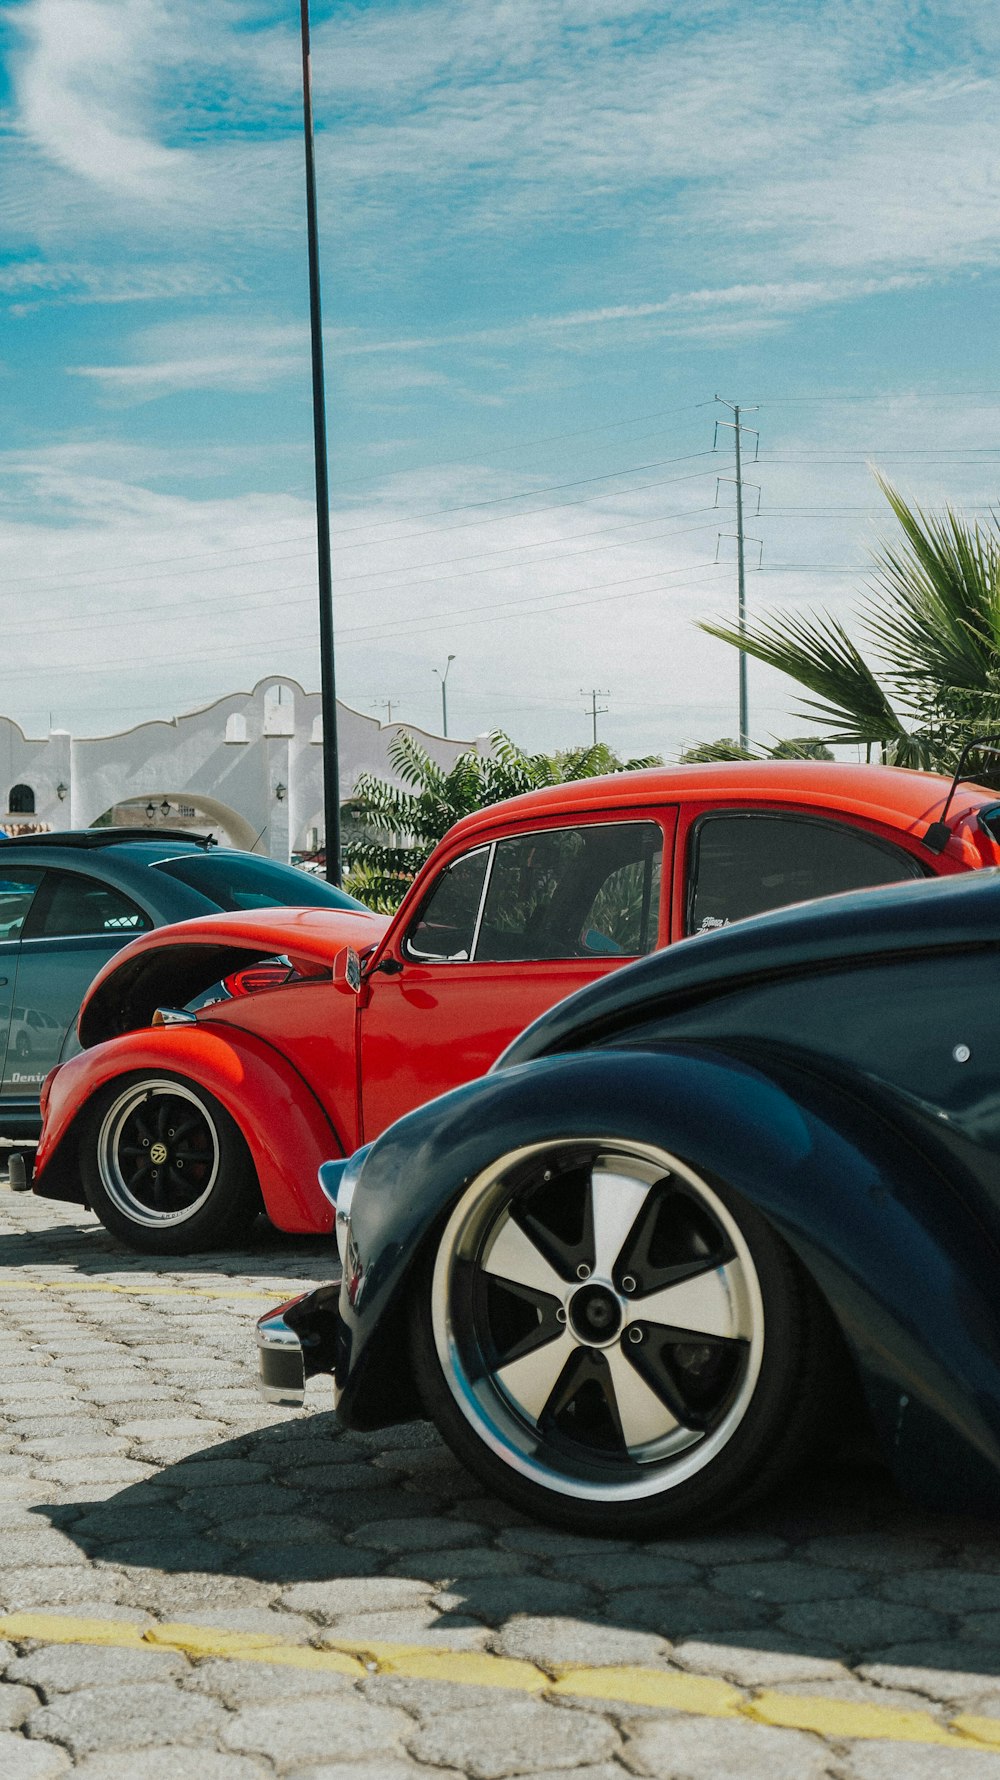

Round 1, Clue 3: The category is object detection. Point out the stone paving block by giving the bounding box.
[439,1577,598,1625]
[30,1459,159,1487]
[673,1638,854,1688]
[383,1549,531,1583]
[839,1744,1000,1778]
[223,1514,332,1546]
[22,1436,129,1461]
[1,1529,92,1568]
[858,1658,1000,1705]
[183,1657,356,1707]
[169,1460,271,1488]
[321,1610,490,1649]
[801,1532,945,1570]
[778,1596,947,1651]
[7,1643,189,1696]
[0,1730,71,1778]
[550,1551,700,1590]
[287,1763,463,1780]
[882,1568,1000,1612]
[409,1696,621,1779]
[0,1567,127,1611]
[71,1750,269,1780]
[281,1576,432,1619]
[611,1585,774,1638]
[25,1681,226,1755]
[493,1613,668,1670]
[348,1516,488,1551]
[222,1694,411,1766]
[240,1545,383,1585]
[710,1559,864,1603]
[641,1533,790,1564]
[0,1682,37,1728]
[623,1712,834,1778]
[115,1570,277,1617]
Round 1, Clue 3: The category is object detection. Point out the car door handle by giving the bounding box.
[0,977,7,985]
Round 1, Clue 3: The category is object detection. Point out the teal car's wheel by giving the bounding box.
[412,1137,835,1534]
[81,1074,261,1254]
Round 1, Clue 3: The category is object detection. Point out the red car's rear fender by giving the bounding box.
[33,1027,343,1235]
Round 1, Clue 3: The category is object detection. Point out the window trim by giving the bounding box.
[684,806,929,937]
[20,869,153,945]
[404,818,666,965]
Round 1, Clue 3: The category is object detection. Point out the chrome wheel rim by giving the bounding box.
[431,1139,765,1503]
[97,1080,220,1228]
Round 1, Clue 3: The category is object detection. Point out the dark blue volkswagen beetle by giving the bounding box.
[259,869,1000,1532]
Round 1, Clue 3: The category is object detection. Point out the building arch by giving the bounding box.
[8,784,35,814]
[94,794,262,852]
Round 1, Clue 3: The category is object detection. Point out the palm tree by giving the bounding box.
[344,730,660,910]
[698,476,1000,772]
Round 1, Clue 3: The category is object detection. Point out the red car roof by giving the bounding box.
[443,760,996,847]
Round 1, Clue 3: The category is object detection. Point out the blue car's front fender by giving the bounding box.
[336,1045,1000,1509]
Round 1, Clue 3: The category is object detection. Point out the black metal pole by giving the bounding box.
[299,0,341,884]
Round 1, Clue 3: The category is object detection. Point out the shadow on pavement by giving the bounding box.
[0,1212,337,1281]
[33,1410,1000,1677]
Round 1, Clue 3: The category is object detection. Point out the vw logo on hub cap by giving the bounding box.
[150,1142,169,1166]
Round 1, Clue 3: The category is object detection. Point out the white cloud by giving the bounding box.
[68,320,309,400]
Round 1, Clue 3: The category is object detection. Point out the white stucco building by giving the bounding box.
[0,679,472,861]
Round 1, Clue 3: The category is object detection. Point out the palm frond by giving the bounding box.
[698,607,908,747]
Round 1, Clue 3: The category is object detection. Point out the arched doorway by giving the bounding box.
[93,795,261,852]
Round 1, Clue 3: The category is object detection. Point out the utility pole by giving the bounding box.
[299,0,341,883]
[372,698,398,725]
[434,655,456,737]
[582,688,610,746]
[714,397,760,751]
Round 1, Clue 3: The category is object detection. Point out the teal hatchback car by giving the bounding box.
[0,828,363,1138]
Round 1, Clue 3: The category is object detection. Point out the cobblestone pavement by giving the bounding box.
[3,1171,1000,1779]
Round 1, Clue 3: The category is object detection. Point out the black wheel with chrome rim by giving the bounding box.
[411,1137,837,1533]
[81,1074,261,1254]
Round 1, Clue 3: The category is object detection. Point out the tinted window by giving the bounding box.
[405,848,490,961]
[0,870,43,940]
[153,853,366,912]
[477,822,662,962]
[26,872,153,940]
[687,812,925,935]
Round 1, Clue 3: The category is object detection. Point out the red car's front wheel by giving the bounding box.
[81,1074,261,1254]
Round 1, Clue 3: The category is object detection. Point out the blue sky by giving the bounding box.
[0,0,998,757]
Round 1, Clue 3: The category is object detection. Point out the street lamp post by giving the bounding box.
[299,0,342,885]
[434,654,455,737]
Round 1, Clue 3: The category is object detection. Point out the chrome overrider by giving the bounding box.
[255,1146,372,1406]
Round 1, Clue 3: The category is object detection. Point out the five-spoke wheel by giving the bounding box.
[82,1074,261,1253]
[412,1138,834,1532]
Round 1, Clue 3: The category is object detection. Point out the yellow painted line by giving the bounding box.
[1,1612,998,1751]
[0,1279,315,1301]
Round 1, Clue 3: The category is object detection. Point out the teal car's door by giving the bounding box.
[3,869,152,1105]
[0,869,44,1110]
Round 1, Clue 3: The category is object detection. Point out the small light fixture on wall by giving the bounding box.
[56,783,68,802]
[275,782,287,801]
[160,799,171,819]
[145,801,156,821]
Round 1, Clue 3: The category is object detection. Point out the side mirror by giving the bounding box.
[331,945,362,994]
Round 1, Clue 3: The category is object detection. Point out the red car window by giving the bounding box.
[686,811,927,935]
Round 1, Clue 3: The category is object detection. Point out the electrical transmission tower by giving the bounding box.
[582,688,610,746]
[714,397,761,750]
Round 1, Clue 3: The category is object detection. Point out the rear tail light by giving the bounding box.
[222,962,296,998]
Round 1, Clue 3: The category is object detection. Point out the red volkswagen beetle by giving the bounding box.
[29,760,1000,1252]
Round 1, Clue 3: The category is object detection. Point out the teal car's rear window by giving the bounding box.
[152,853,365,913]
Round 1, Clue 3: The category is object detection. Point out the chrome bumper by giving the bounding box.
[256,1296,308,1406]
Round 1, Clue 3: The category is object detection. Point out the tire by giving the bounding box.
[14,1032,30,1058]
[81,1073,262,1254]
[411,1136,841,1535]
